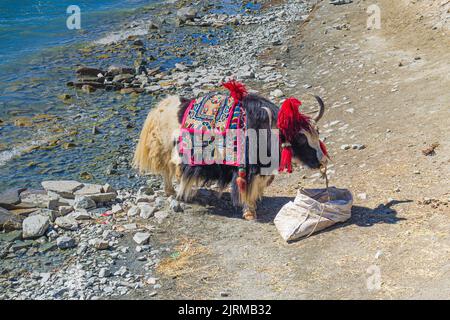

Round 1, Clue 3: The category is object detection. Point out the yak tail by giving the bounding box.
[133,95,181,175]
[133,109,154,174]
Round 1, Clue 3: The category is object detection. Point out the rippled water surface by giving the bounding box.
[0,0,254,192]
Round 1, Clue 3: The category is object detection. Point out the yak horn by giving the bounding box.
[309,94,325,122]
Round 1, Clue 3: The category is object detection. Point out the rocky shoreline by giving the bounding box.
[0,0,317,300]
[66,0,313,101]
[0,176,193,299]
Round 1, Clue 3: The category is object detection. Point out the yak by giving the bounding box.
[133,81,328,220]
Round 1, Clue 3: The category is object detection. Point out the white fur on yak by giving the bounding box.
[133,91,327,221]
[134,95,182,196]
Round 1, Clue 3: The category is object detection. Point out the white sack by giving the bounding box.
[274,187,353,242]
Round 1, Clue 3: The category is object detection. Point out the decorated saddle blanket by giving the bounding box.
[179,93,246,166]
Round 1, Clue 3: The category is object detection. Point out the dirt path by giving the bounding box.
[141,0,449,299]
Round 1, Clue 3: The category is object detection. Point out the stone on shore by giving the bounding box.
[19,189,51,209]
[270,89,284,98]
[90,238,110,250]
[0,188,25,209]
[0,207,23,232]
[177,7,198,24]
[55,216,79,231]
[106,65,134,76]
[41,181,84,199]
[169,200,183,213]
[74,184,104,196]
[56,236,77,249]
[127,206,140,217]
[68,210,92,221]
[73,196,96,210]
[58,206,73,216]
[139,203,157,219]
[22,215,50,239]
[82,193,117,203]
[133,232,151,245]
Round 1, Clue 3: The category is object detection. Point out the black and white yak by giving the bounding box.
[133,81,328,220]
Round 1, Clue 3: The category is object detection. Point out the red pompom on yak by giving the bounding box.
[133,81,328,220]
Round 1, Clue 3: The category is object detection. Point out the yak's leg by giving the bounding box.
[243,201,257,221]
[163,171,176,196]
[241,175,273,221]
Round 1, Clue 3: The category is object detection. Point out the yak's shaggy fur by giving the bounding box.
[134,92,325,219]
[133,95,183,195]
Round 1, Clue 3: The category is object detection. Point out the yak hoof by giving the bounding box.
[165,189,176,197]
[243,210,257,221]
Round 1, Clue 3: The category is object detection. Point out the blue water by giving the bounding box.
[0,0,153,66]
[0,0,255,193]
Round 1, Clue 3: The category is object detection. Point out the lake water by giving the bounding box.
[0,0,252,192]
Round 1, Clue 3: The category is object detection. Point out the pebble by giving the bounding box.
[139,203,157,219]
[133,232,151,245]
[90,238,110,250]
[68,210,92,221]
[127,206,141,217]
[56,236,77,249]
[73,196,96,210]
[351,144,366,150]
[270,89,284,98]
[99,268,111,278]
[357,193,367,200]
[55,216,79,231]
[169,200,183,213]
[154,211,169,223]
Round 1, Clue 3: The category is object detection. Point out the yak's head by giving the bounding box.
[278,96,328,171]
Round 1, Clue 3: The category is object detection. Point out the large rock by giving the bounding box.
[33,208,60,222]
[73,184,103,196]
[177,7,198,24]
[139,203,157,219]
[0,188,25,209]
[54,216,79,231]
[67,210,92,221]
[127,206,140,217]
[56,236,77,249]
[22,215,50,239]
[112,74,134,83]
[76,67,104,77]
[19,189,51,209]
[41,181,84,199]
[82,193,117,203]
[73,196,96,210]
[107,66,134,76]
[133,232,150,245]
[0,207,23,232]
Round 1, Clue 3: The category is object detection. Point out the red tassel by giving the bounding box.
[319,140,328,157]
[279,146,293,173]
[223,80,248,103]
[277,97,311,142]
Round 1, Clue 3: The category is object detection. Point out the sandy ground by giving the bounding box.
[133,0,450,299]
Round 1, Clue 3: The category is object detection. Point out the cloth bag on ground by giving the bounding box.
[274,187,353,242]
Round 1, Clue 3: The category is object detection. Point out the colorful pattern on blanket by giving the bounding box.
[179,93,246,166]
